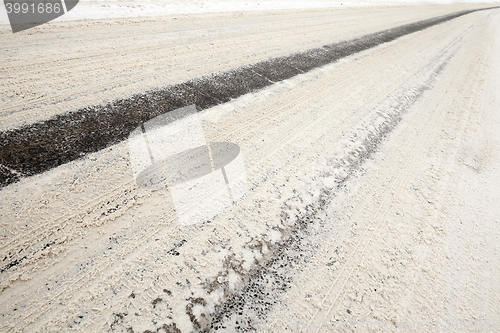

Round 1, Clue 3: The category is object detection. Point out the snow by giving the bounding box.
[1,2,500,332]
[1,0,498,26]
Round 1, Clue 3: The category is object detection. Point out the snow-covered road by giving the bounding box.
[1,3,499,332]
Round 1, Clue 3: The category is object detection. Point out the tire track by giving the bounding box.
[198,14,477,332]
[304,15,490,331]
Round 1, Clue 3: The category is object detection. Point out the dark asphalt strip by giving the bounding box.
[0,7,498,188]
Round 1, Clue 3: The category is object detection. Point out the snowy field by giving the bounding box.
[1,1,500,332]
[2,0,500,26]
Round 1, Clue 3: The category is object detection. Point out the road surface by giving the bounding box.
[1,3,499,332]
